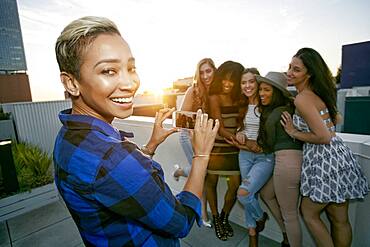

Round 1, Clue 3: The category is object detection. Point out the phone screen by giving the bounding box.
[172,111,197,129]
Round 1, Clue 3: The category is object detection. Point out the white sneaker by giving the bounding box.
[202,219,212,228]
[173,164,182,181]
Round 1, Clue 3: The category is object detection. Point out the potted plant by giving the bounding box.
[0,142,57,221]
[12,142,54,192]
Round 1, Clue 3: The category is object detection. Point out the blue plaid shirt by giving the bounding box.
[53,109,201,246]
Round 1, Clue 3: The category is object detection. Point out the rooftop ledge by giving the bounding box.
[113,116,370,247]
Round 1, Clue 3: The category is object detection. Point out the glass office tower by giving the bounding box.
[0,0,27,72]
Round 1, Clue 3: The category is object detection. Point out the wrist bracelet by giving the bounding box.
[193,154,210,159]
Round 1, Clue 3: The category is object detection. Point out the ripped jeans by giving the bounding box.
[238,150,274,228]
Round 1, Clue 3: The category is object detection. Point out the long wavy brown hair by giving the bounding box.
[238,68,260,130]
[191,58,216,112]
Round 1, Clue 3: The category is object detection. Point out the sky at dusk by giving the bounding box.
[17,0,370,101]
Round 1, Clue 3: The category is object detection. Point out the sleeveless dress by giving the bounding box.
[207,105,240,175]
[293,109,369,203]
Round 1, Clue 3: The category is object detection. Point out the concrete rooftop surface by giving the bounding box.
[0,199,280,247]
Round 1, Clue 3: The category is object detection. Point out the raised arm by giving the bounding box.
[95,111,218,238]
[140,108,179,156]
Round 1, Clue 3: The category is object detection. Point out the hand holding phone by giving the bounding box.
[172,111,198,129]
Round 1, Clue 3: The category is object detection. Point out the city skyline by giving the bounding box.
[17,0,370,101]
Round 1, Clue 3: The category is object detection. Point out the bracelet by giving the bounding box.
[141,145,155,157]
[192,154,210,159]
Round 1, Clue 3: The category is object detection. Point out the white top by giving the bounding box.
[243,104,260,140]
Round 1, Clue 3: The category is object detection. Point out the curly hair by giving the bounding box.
[257,83,294,153]
[209,60,244,103]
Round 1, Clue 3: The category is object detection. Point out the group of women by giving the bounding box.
[173,48,369,247]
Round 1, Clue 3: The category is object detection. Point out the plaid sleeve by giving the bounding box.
[93,141,201,238]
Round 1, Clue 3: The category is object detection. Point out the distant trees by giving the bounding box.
[335,65,341,85]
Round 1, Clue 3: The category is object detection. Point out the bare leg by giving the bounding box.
[248,227,258,247]
[222,174,240,213]
[206,174,219,216]
[325,201,352,247]
[220,175,240,237]
[301,197,333,247]
[206,174,227,240]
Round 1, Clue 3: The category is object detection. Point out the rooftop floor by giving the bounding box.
[0,199,280,247]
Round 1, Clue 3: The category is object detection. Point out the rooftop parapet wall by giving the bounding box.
[113,117,370,247]
[1,100,369,246]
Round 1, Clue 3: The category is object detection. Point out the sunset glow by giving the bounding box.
[17,0,370,101]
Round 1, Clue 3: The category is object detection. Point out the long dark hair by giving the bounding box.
[238,68,260,130]
[294,48,338,124]
[257,83,294,153]
[209,61,244,103]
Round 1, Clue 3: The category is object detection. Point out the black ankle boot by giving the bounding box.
[213,214,227,241]
[220,211,234,237]
[256,212,269,233]
[281,232,290,247]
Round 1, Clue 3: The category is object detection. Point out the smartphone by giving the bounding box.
[172,110,198,129]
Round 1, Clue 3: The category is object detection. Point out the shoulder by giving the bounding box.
[272,106,286,115]
[267,107,285,123]
[55,130,122,183]
[185,86,195,96]
[295,91,315,109]
[294,92,306,106]
[181,86,196,111]
[294,90,325,112]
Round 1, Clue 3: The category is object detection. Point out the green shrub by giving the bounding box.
[12,142,53,192]
[0,107,11,120]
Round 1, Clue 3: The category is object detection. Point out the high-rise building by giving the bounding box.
[0,0,32,103]
[0,0,27,72]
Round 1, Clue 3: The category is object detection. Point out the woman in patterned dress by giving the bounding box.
[207,61,244,241]
[281,47,369,247]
